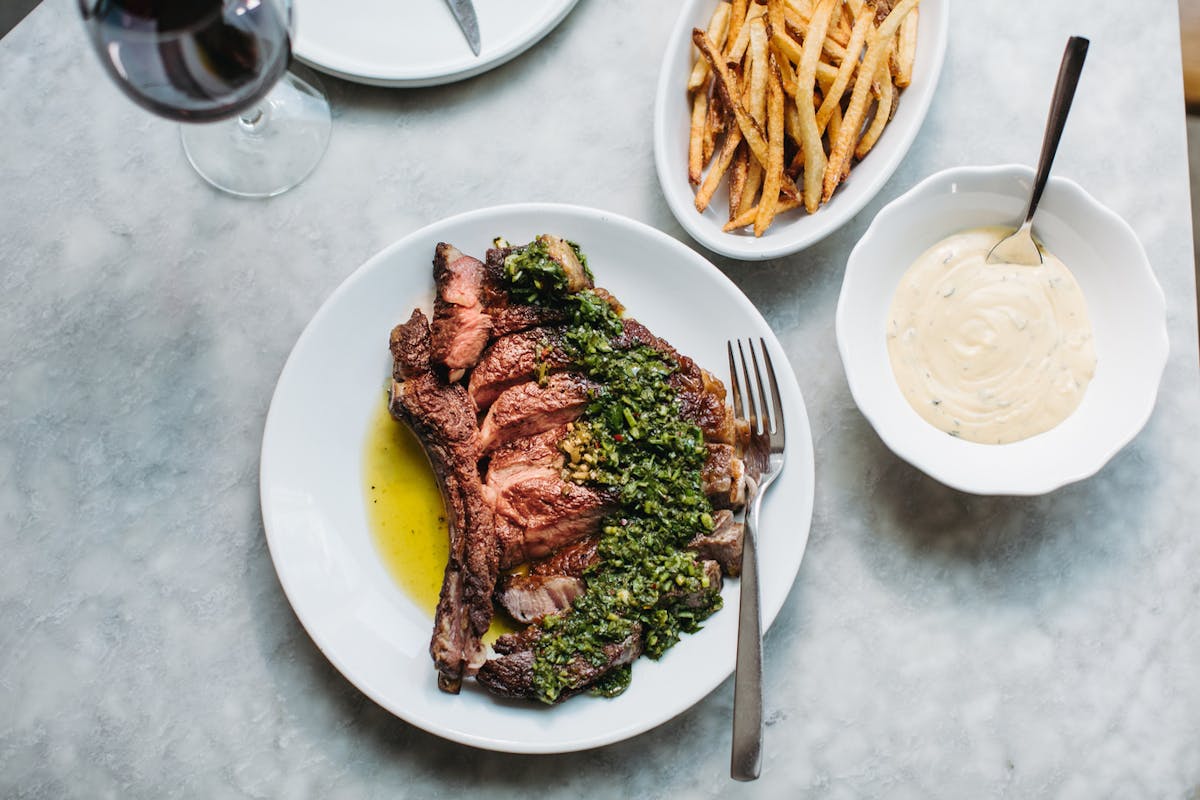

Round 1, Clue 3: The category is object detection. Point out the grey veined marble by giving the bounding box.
[2,0,1199,797]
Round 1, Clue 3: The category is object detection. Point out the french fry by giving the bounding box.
[740,160,764,217]
[727,0,750,54]
[767,0,786,37]
[692,29,771,169]
[755,56,786,236]
[855,59,894,160]
[688,3,733,91]
[688,90,708,185]
[823,0,919,203]
[724,195,804,230]
[726,2,767,62]
[748,18,769,125]
[815,6,874,133]
[895,8,918,88]
[695,124,743,213]
[728,144,750,220]
[795,0,835,213]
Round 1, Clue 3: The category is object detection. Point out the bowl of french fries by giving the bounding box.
[654,0,948,260]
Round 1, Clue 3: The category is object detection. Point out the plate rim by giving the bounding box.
[259,202,816,752]
[292,0,581,88]
[651,0,950,260]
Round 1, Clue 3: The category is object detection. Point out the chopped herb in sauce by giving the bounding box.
[504,236,722,704]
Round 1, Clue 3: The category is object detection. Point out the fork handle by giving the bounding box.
[730,491,764,781]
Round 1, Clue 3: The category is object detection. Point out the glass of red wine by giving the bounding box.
[79,0,331,198]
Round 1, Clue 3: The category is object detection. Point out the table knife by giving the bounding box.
[444,0,482,57]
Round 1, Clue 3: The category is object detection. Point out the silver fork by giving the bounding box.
[727,338,786,782]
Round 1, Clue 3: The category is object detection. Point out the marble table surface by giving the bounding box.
[3,0,1199,796]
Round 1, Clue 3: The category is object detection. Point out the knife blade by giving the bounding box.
[443,0,482,57]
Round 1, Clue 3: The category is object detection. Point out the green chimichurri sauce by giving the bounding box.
[502,237,722,704]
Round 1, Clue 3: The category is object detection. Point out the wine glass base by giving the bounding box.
[180,70,331,198]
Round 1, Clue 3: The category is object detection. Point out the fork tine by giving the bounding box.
[748,340,769,434]
[737,340,759,432]
[759,338,785,443]
[726,341,744,421]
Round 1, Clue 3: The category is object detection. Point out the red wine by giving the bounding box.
[81,0,291,123]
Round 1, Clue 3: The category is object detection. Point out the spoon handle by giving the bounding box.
[1024,36,1089,225]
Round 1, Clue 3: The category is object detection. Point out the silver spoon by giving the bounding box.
[988,36,1089,266]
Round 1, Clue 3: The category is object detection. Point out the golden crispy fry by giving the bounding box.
[727,0,750,53]
[855,57,894,160]
[688,90,708,185]
[740,159,764,217]
[755,56,786,236]
[815,6,873,133]
[796,0,835,213]
[823,0,919,203]
[783,6,849,48]
[748,18,769,125]
[688,2,733,92]
[895,7,918,88]
[845,0,863,15]
[827,97,843,144]
[771,33,839,85]
[693,29,771,169]
[727,2,767,62]
[784,96,802,144]
[767,0,786,37]
[729,143,750,219]
[695,123,744,212]
[724,195,804,230]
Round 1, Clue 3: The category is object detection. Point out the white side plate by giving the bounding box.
[293,0,580,87]
[260,203,815,752]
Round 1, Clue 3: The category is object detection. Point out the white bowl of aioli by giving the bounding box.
[836,164,1168,495]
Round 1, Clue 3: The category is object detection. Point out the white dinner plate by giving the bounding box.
[260,203,815,753]
[292,0,580,87]
[654,0,949,260]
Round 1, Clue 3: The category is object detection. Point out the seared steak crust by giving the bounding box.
[702,443,746,509]
[529,535,600,577]
[388,311,498,693]
[431,243,493,380]
[492,477,616,568]
[390,309,433,381]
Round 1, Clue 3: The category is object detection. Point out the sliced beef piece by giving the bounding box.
[479,246,571,337]
[390,309,433,381]
[528,535,600,577]
[430,243,493,381]
[476,621,644,702]
[688,510,744,577]
[478,373,596,454]
[495,574,587,624]
[615,319,737,444]
[467,327,572,410]
[702,443,746,509]
[387,311,498,694]
[492,477,616,568]
[484,425,567,493]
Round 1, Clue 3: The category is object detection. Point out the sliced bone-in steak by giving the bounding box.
[495,574,587,624]
[476,622,644,701]
[478,373,596,454]
[431,243,493,381]
[468,327,572,410]
[388,311,498,693]
[484,425,567,493]
[688,509,744,577]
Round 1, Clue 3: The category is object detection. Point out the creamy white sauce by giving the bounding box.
[886,226,1096,445]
